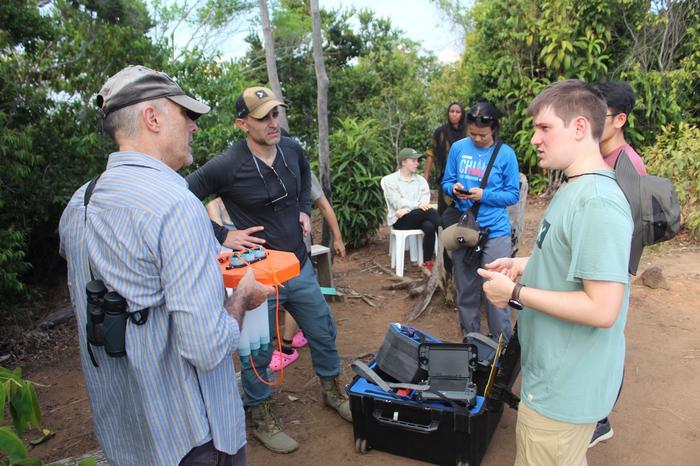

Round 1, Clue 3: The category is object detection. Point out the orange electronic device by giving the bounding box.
[217,247,300,288]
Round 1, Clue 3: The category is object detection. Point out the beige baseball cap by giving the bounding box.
[96,65,210,119]
[235,86,287,119]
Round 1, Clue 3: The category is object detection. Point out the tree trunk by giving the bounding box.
[310,0,332,246]
[310,0,330,193]
[258,0,289,131]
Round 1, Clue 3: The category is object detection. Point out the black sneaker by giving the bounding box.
[588,419,614,448]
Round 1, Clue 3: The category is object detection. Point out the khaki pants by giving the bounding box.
[515,402,595,466]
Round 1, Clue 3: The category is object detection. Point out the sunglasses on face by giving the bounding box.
[250,145,298,212]
[466,113,495,124]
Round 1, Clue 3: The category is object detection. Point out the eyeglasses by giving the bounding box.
[606,112,621,118]
[466,113,495,125]
[250,145,298,211]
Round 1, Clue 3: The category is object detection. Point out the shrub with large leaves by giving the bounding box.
[329,117,393,248]
[643,122,700,237]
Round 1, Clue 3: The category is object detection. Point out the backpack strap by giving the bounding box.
[470,140,503,218]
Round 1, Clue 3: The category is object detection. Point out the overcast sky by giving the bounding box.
[207,0,466,63]
[324,0,465,63]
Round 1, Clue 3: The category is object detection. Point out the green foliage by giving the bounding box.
[439,0,698,191]
[162,54,252,174]
[1,366,94,466]
[329,118,393,248]
[243,2,438,156]
[1,366,40,465]
[643,123,700,237]
[455,0,630,172]
[0,0,167,311]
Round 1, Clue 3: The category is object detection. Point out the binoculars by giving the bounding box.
[85,279,127,358]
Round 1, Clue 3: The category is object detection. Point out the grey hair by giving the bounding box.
[102,98,168,142]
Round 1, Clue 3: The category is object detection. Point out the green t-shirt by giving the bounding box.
[519,170,632,423]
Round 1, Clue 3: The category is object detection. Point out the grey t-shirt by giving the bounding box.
[305,172,325,251]
[310,172,323,202]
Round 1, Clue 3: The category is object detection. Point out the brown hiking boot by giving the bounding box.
[250,400,299,454]
[320,376,352,422]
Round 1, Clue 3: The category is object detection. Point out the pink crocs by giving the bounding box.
[291,329,308,348]
[269,348,299,372]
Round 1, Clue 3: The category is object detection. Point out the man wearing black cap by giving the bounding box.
[187,86,351,454]
[60,65,273,465]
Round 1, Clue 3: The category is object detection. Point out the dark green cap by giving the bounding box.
[398,148,425,161]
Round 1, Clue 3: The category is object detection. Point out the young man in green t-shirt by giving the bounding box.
[478,80,633,466]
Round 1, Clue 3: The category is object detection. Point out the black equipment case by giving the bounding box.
[347,324,521,466]
[375,322,442,383]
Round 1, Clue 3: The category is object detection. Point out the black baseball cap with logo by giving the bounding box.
[235,86,288,119]
[96,65,210,119]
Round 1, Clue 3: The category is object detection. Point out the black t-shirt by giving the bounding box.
[186,136,312,262]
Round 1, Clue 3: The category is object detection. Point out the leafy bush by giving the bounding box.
[0,366,95,465]
[329,117,394,248]
[643,123,700,237]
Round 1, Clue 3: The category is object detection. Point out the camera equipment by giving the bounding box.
[84,280,149,366]
[86,280,107,346]
[101,292,128,357]
[85,282,131,359]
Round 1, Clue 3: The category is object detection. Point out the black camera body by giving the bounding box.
[85,279,127,358]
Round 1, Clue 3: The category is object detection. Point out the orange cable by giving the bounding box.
[249,250,287,386]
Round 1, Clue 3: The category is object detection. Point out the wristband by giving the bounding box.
[508,283,525,310]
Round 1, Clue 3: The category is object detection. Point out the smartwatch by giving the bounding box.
[508,283,525,310]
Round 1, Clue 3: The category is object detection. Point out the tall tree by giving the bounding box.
[309,0,330,192]
[258,0,289,130]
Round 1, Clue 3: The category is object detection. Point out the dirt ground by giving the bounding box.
[15,198,700,465]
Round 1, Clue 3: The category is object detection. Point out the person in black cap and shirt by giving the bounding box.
[59,65,274,466]
[186,86,351,455]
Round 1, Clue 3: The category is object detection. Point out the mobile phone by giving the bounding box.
[455,187,472,195]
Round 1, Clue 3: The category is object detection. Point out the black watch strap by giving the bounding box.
[508,283,525,310]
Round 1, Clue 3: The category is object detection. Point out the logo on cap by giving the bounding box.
[255,90,267,99]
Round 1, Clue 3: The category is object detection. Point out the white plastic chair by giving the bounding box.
[389,228,424,277]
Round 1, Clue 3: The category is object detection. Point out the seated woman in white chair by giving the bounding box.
[381,148,442,273]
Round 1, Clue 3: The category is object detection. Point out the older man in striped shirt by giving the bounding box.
[59,65,273,466]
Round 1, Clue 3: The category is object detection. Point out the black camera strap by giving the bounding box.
[469,140,502,219]
[82,164,155,367]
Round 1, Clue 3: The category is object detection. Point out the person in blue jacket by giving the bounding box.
[442,101,520,341]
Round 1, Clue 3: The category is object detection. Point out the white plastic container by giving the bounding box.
[226,288,270,361]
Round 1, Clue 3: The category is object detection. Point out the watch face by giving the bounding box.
[508,299,523,310]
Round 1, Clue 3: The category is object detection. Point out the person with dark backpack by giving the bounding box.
[588,80,681,448]
[595,81,647,176]
[586,80,648,448]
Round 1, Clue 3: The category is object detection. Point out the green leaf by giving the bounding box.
[0,426,28,462]
[76,459,98,466]
[12,458,42,466]
[29,428,54,446]
[0,380,6,424]
[9,380,41,433]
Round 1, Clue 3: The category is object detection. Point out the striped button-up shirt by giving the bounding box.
[59,151,244,466]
